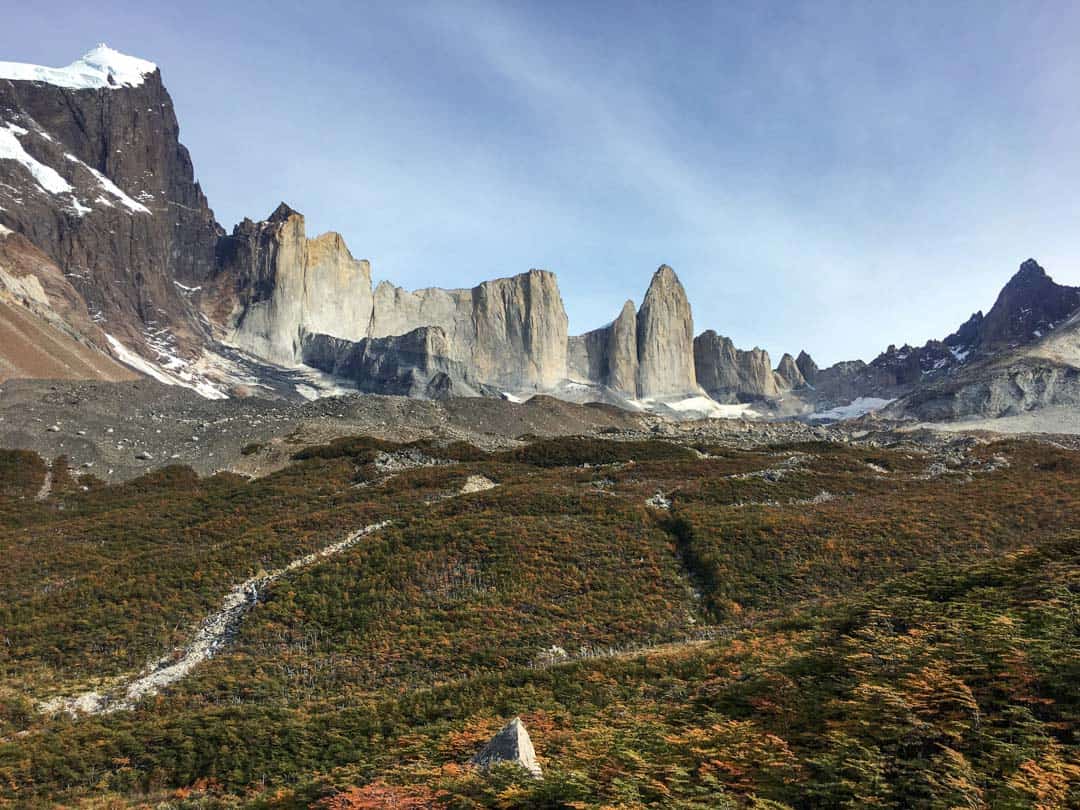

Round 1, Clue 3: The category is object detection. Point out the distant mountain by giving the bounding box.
[2,46,1080,426]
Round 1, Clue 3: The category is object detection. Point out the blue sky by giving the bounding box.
[4,0,1080,365]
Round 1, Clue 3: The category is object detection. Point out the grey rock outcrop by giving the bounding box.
[607,300,640,395]
[472,717,543,779]
[370,269,568,391]
[796,351,818,385]
[636,265,697,398]
[694,331,780,402]
[214,204,372,365]
[301,327,489,399]
[775,352,805,390]
[567,299,639,396]
[217,202,568,392]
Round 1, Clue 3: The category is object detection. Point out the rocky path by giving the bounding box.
[34,469,52,502]
[40,521,390,716]
[39,473,500,717]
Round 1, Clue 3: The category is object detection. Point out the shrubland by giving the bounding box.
[0,435,1076,807]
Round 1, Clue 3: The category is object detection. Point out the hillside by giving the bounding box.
[0,432,1076,807]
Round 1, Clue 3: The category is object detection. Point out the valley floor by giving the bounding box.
[0,431,1076,808]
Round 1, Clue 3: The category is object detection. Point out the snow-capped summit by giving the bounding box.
[0,44,157,90]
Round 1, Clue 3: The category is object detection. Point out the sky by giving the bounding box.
[3,0,1080,366]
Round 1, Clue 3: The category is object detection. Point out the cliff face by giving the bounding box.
[694,330,796,402]
[0,46,222,357]
[568,299,639,397]
[218,203,568,390]
[636,266,697,398]
[215,204,373,365]
[567,268,700,400]
[301,327,488,398]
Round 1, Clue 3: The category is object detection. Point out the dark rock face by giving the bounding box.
[0,229,136,381]
[0,66,222,357]
[803,260,1080,414]
[977,259,1080,350]
[796,350,819,385]
[301,327,490,398]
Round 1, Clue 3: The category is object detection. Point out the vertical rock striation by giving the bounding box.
[217,203,568,390]
[635,265,698,398]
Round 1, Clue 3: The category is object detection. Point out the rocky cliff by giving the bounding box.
[4,47,1079,424]
[567,268,702,401]
[369,269,568,391]
[567,300,639,397]
[693,331,810,404]
[636,266,698,398]
[301,327,490,399]
[216,202,568,391]
[213,203,373,365]
[0,45,222,359]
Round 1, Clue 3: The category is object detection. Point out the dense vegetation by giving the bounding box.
[0,436,1076,807]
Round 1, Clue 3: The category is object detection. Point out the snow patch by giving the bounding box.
[105,334,229,400]
[0,44,156,90]
[502,391,526,403]
[949,346,971,363]
[635,395,758,420]
[64,153,151,214]
[0,123,72,195]
[808,397,894,422]
[0,223,11,237]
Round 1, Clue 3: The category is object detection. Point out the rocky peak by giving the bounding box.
[945,311,983,348]
[636,264,696,397]
[266,202,301,225]
[0,45,222,360]
[607,299,639,395]
[1013,258,1048,283]
[796,350,818,384]
[978,259,1080,350]
[775,352,805,390]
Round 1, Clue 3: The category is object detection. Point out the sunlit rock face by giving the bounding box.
[635,265,698,398]
[220,204,373,366]
[222,204,568,391]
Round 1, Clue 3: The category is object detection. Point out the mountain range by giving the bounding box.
[3,45,1080,426]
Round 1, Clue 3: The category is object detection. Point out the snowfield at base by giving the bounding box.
[809,396,894,422]
[0,44,156,90]
[106,334,229,400]
[635,395,758,420]
[0,123,72,195]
